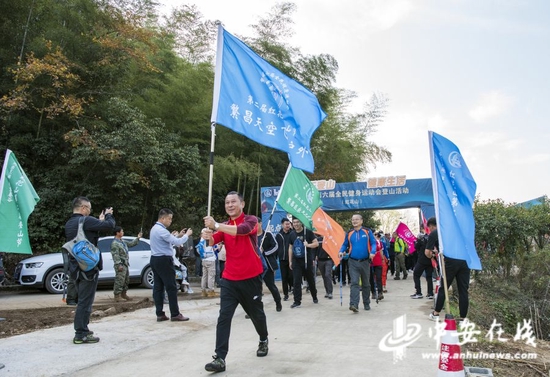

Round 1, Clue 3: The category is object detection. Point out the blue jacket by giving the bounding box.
[339,227,377,260]
[380,237,390,259]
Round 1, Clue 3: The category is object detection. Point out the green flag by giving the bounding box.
[277,166,322,229]
[0,150,40,254]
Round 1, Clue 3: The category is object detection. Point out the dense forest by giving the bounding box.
[0,0,391,253]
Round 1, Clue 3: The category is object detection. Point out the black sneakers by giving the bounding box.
[205,355,226,372]
[73,334,100,344]
[290,302,301,308]
[257,339,269,357]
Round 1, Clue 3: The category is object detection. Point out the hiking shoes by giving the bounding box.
[290,302,301,309]
[73,334,100,344]
[410,293,424,299]
[257,339,269,357]
[429,311,440,321]
[205,355,226,372]
[349,305,359,313]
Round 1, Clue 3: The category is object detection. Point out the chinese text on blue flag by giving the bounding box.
[211,25,327,173]
[429,132,481,270]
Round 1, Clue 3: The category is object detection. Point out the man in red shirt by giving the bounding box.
[203,191,268,373]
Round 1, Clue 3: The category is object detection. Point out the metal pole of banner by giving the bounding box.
[260,163,292,252]
[339,257,343,306]
[304,226,308,270]
[438,251,452,315]
[209,22,224,217]
[207,122,216,217]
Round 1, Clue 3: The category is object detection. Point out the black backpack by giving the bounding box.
[414,234,429,253]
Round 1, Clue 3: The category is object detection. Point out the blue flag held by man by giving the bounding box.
[429,131,481,270]
[211,24,326,173]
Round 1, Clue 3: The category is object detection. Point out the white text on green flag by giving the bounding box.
[0,150,40,254]
[276,166,322,229]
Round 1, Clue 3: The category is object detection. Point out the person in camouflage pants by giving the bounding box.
[111,226,142,301]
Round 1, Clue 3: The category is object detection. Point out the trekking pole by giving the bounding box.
[339,256,343,306]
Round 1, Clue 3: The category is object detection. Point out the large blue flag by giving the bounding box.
[429,131,481,270]
[211,25,327,173]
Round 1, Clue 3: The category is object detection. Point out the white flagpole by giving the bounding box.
[207,22,225,216]
[0,149,11,201]
[428,130,451,315]
[207,122,216,216]
[262,162,292,231]
[260,163,292,252]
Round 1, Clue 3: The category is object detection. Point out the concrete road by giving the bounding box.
[0,277,443,377]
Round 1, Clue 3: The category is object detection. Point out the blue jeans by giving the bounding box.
[150,256,180,317]
[74,269,99,338]
[348,258,370,307]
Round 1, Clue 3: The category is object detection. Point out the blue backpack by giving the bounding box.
[62,217,101,272]
[293,237,305,258]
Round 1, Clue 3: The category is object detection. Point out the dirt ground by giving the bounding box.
[0,297,155,339]
[0,287,207,339]
[462,340,550,376]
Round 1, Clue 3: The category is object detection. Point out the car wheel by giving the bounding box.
[142,266,154,289]
[45,268,66,294]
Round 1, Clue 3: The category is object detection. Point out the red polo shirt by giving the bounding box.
[212,212,262,281]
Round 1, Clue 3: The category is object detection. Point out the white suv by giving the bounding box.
[13,236,154,294]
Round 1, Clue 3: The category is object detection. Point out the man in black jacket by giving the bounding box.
[289,218,319,308]
[65,196,115,344]
[257,218,282,312]
[410,230,432,299]
[275,218,293,301]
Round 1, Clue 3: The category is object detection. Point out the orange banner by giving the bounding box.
[312,208,346,266]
